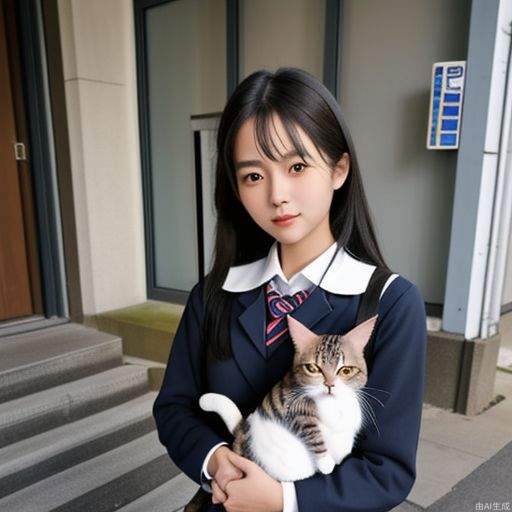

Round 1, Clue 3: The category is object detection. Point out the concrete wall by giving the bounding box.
[242,0,325,81]
[339,0,471,304]
[57,0,146,314]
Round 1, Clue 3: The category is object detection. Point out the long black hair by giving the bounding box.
[202,67,392,363]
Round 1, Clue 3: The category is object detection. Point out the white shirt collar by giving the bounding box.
[221,240,395,295]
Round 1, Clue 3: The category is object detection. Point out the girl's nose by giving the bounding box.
[269,175,290,206]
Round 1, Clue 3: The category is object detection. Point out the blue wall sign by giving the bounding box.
[427,61,466,150]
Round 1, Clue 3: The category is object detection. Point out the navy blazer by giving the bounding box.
[153,274,427,512]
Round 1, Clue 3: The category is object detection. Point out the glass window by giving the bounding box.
[145,0,227,291]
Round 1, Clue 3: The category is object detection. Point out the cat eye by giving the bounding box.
[338,366,358,376]
[304,363,321,374]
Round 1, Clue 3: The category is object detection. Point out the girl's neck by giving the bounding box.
[278,227,336,281]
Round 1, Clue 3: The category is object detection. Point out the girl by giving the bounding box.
[153,67,427,512]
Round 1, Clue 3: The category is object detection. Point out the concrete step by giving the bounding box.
[0,431,180,512]
[117,473,199,512]
[0,322,123,404]
[0,392,158,497]
[0,365,149,448]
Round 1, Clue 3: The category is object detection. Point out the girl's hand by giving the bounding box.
[209,446,244,504]
[212,479,228,505]
[220,450,284,512]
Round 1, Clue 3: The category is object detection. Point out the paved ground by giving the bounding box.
[393,366,512,511]
[426,439,511,511]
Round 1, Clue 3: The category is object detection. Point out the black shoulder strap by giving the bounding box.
[356,267,393,374]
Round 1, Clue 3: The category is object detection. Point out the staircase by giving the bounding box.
[0,322,199,511]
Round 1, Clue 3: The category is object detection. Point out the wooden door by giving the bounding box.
[0,0,43,322]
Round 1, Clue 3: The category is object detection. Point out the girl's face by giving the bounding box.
[233,113,349,246]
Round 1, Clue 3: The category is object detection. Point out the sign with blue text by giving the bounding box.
[427,61,466,150]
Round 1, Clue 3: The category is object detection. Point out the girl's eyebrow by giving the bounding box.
[234,149,301,172]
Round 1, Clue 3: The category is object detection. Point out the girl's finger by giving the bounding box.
[226,450,250,470]
[211,479,227,503]
[228,462,244,479]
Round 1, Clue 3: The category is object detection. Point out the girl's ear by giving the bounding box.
[332,152,350,190]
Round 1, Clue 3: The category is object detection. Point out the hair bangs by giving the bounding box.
[252,106,313,165]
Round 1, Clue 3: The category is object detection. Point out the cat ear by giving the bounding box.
[343,314,378,352]
[287,315,318,351]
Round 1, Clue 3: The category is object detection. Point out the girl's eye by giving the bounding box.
[291,162,308,173]
[243,172,262,183]
[242,162,308,183]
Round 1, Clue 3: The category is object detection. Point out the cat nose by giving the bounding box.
[324,382,335,392]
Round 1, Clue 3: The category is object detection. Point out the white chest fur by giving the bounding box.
[313,389,363,464]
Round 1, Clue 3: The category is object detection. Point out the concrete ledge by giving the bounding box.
[425,330,465,410]
[455,332,501,415]
[425,329,501,415]
[85,301,184,364]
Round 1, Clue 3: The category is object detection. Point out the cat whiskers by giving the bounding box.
[360,385,391,396]
[357,389,385,408]
[355,390,381,437]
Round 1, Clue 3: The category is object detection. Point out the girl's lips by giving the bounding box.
[272,214,300,226]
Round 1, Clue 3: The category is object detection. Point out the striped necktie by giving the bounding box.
[264,282,310,346]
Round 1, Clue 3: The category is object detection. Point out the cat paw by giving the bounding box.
[317,454,336,474]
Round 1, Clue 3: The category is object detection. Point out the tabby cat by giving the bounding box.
[184,313,379,511]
